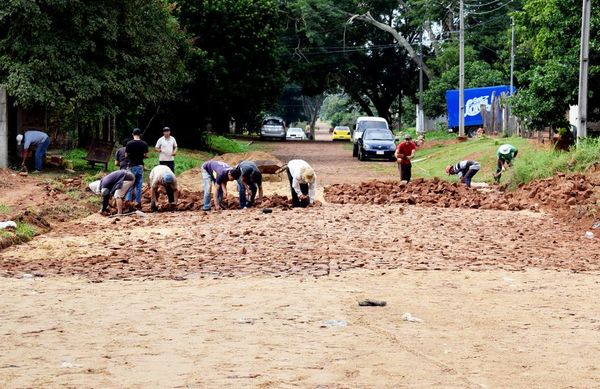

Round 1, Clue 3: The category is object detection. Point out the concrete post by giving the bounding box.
[0,86,7,168]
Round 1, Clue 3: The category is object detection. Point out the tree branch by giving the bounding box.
[348,12,433,80]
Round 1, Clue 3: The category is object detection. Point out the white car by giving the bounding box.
[286,127,307,140]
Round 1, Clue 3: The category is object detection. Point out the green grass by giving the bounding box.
[508,138,600,187]
[62,147,210,180]
[15,222,37,241]
[0,204,10,214]
[364,136,545,184]
[401,127,457,141]
[208,135,248,154]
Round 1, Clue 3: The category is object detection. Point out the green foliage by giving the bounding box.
[0,0,189,123]
[320,94,360,127]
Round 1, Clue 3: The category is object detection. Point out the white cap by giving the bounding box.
[88,180,101,194]
[16,134,23,145]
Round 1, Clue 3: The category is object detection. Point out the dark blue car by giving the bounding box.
[357,128,397,161]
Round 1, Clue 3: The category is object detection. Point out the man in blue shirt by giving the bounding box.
[236,160,263,208]
[16,129,51,172]
[201,160,241,211]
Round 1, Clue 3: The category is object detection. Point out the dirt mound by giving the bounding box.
[325,174,600,226]
[325,178,532,211]
[214,151,284,174]
[102,185,320,215]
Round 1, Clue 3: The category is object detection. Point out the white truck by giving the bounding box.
[352,116,390,157]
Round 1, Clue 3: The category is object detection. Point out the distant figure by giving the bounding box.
[445,160,481,188]
[155,126,178,172]
[494,144,518,183]
[88,170,135,215]
[236,160,263,209]
[149,165,179,212]
[16,129,50,173]
[286,159,316,208]
[395,133,417,182]
[125,128,148,207]
[201,160,241,211]
[114,137,131,170]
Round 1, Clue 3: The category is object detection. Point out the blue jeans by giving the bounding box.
[202,169,223,210]
[34,137,51,171]
[237,178,257,208]
[126,165,144,203]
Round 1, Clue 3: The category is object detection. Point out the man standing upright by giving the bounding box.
[395,133,417,182]
[16,128,51,173]
[125,128,148,207]
[155,126,177,172]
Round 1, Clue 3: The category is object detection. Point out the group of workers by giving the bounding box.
[86,127,317,215]
[393,132,518,188]
[16,126,516,215]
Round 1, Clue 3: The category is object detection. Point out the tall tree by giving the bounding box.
[0,0,188,143]
[512,0,600,129]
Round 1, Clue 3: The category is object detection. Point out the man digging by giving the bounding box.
[88,170,135,215]
[149,165,179,212]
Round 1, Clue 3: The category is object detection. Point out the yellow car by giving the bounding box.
[332,125,351,141]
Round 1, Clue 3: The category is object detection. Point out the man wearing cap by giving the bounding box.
[201,160,242,211]
[236,160,263,208]
[445,160,481,188]
[114,137,131,170]
[155,126,178,172]
[88,170,135,215]
[16,128,51,173]
[494,144,518,183]
[395,133,417,182]
[125,128,148,207]
[286,159,316,208]
[149,165,179,212]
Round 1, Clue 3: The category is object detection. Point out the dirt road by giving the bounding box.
[1,139,599,388]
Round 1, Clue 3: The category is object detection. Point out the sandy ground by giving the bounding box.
[1,134,600,388]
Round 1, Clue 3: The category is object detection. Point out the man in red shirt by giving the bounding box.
[395,133,417,182]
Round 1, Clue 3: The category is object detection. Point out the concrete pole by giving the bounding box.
[459,0,465,137]
[0,87,7,168]
[577,0,591,144]
[510,17,515,95]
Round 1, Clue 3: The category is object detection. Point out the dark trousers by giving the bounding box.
[160,160,175,172]
[287,168,309,208]
[399,163,412,182]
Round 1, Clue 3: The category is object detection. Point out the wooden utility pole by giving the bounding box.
[577,0,591,144]
[459,0,465,137]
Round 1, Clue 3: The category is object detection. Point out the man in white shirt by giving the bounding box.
[155,126,178,172]
[149,165,179,212]
[286,159,316,208]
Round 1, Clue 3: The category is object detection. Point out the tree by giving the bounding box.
[176,0,287,133]
[512,0,600,129]
[0,0,188,143]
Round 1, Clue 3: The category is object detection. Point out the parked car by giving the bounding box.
[332,125,351,141]
[260,116,286,141]
[356,127,397,161]
[286,127,307,140]
[352,116,389,157]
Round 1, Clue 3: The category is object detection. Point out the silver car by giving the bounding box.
[260,116,286,140]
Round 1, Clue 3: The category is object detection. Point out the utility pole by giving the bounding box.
[0,86,7,168]
[418,31,424,133]
[510,17,515,95]
[459,0,465,137]
[577,0,591,144]
[509,16,515,134]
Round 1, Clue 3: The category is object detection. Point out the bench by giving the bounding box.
[86,140,115,170]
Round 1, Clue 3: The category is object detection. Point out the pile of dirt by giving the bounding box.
[325,173,600,225]
[214,151,284,174]
[102,186,318,215]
